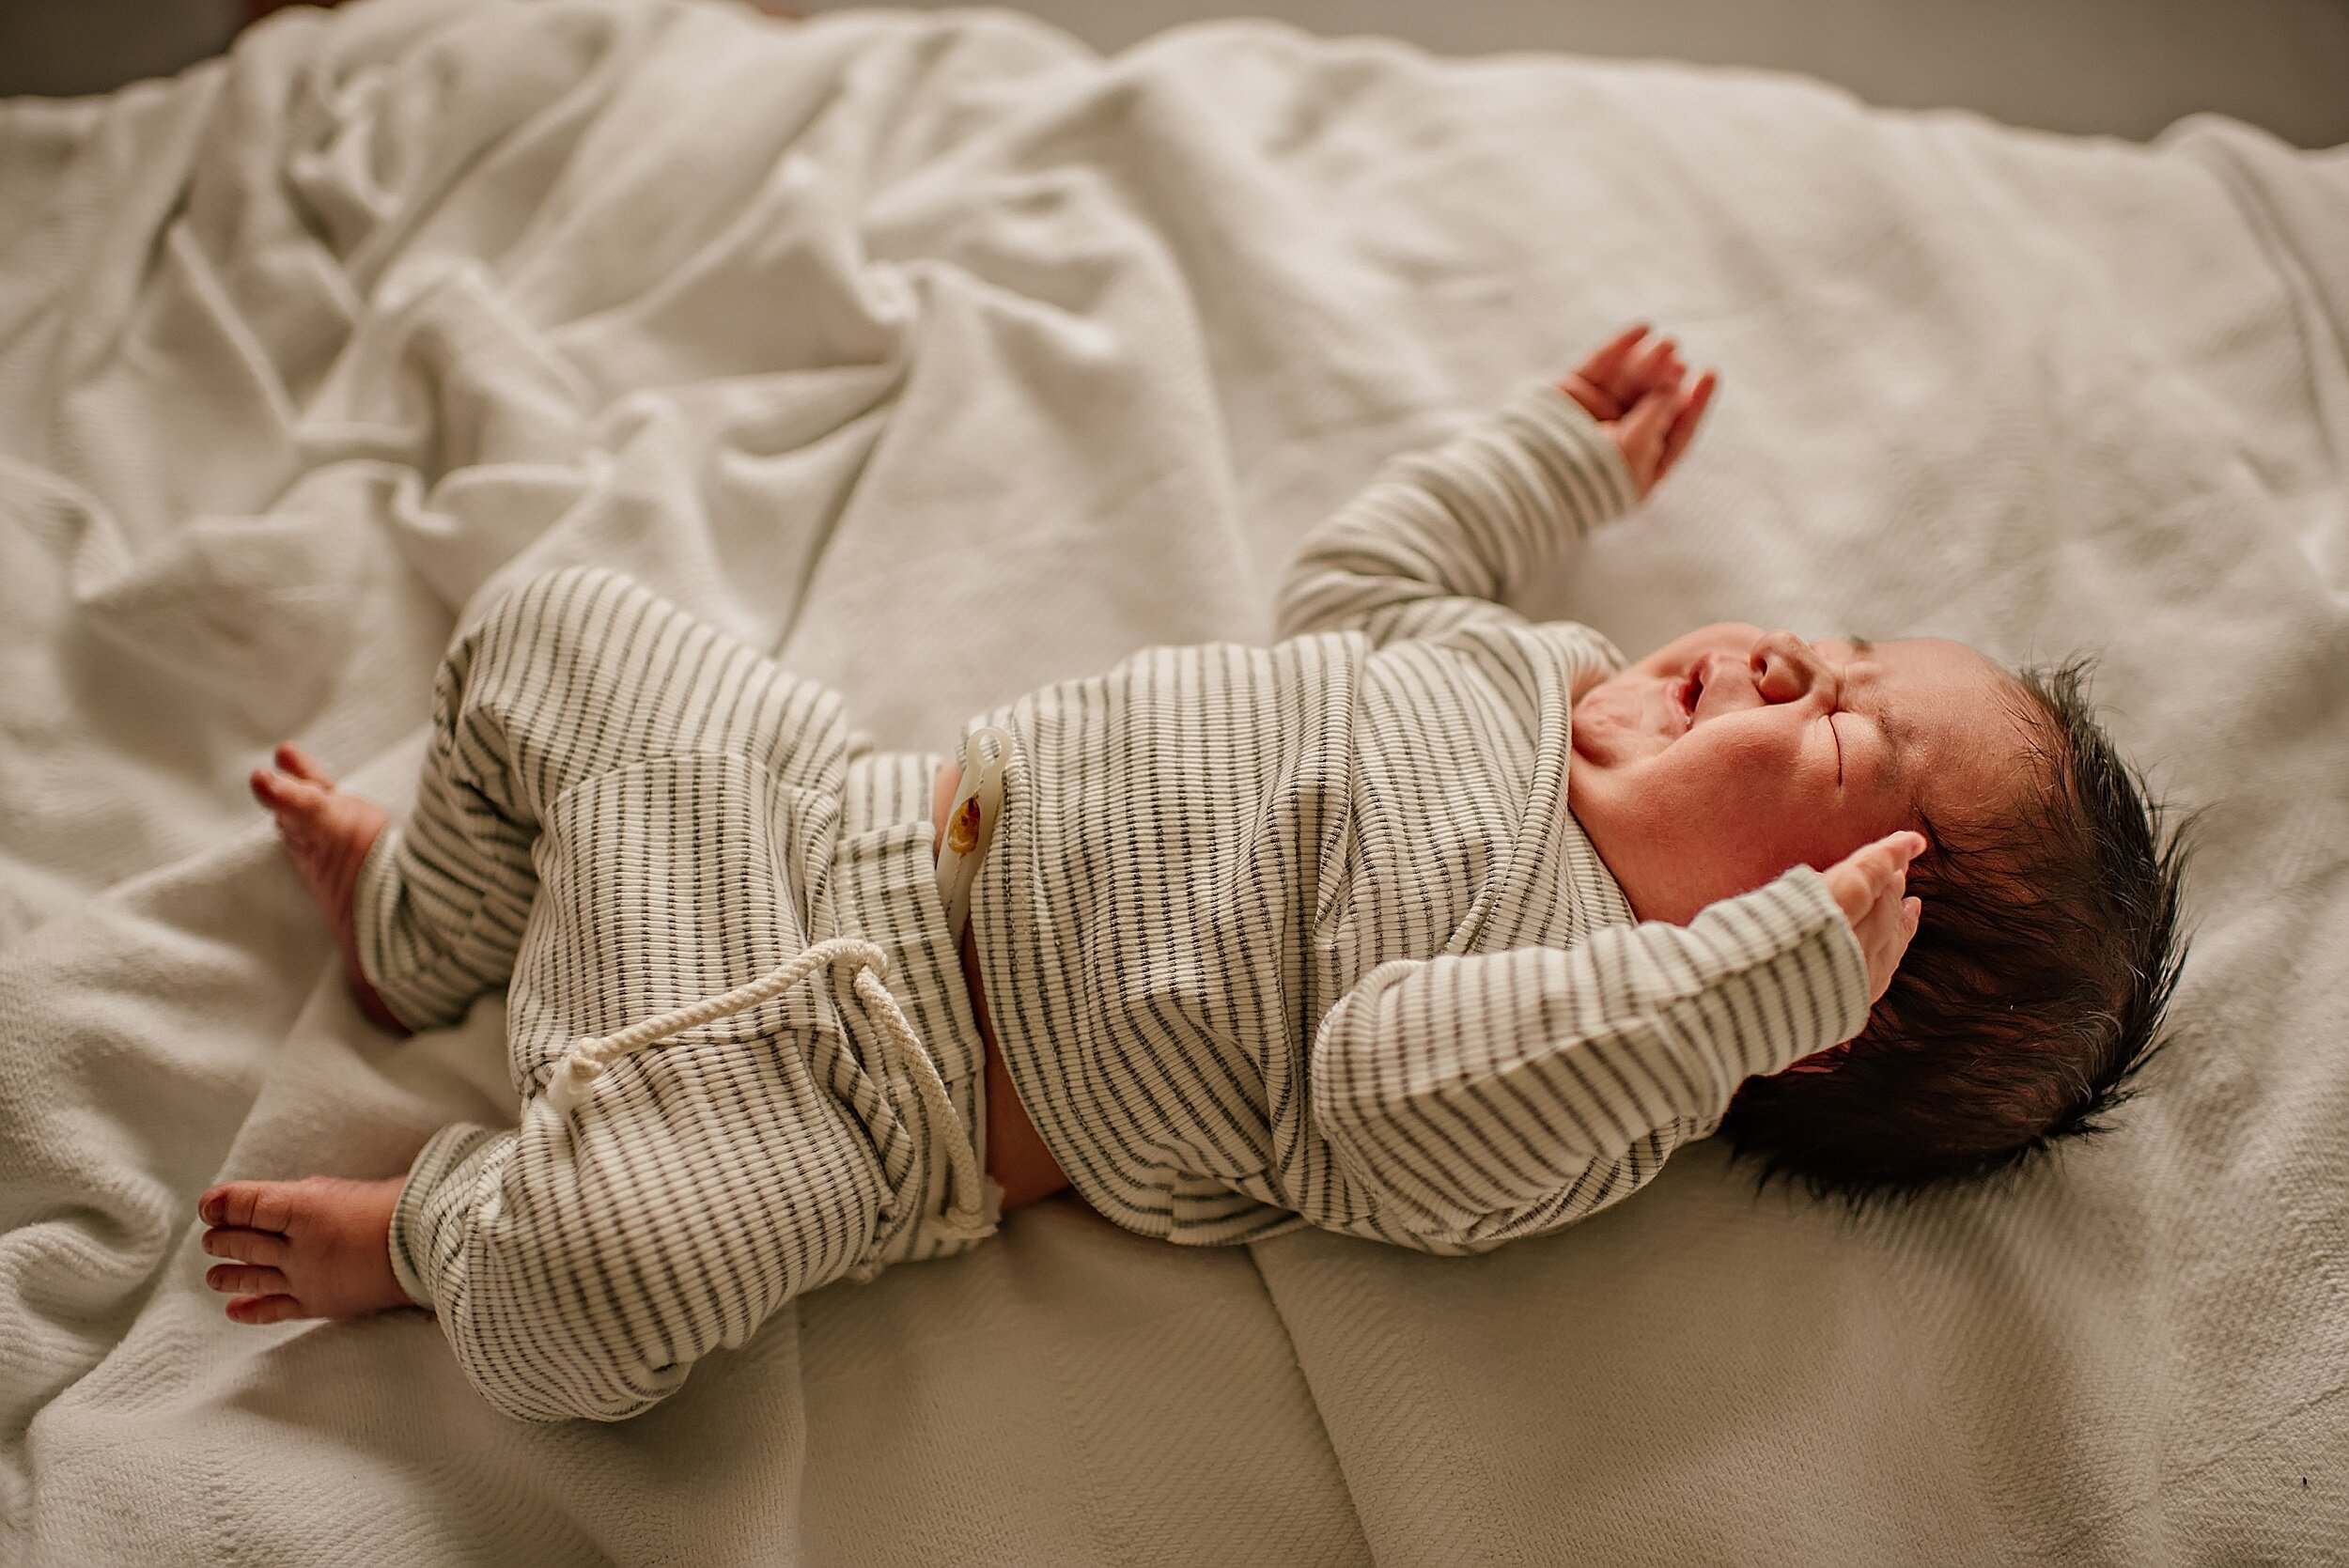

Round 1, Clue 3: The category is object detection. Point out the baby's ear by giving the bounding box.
[1778,1043,1850,1077]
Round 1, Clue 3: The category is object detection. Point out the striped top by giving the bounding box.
[967,385,1871,1253]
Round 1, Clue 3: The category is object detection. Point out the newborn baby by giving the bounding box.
[200,326,2186,1422]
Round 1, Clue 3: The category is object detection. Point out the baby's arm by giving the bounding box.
[1305,834,1915,1251]
[1276,326,1714,648]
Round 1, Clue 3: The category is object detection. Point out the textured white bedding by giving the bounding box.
[2,2,2342,1562]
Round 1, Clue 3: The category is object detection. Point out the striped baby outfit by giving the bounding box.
[967,383,1872,1253]
[362,567,996,1422]
[368,383,1874,1423]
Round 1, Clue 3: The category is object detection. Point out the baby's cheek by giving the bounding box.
[1694,730,1814,825]
[1568,691,1651,764]
[1727,736,1874,870]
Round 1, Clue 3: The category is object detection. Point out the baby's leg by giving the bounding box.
[331,567,869,1421]
[350,566,840,1032]
[197,1175,409,1324]
[400,731,875,1420]
[249,745,407,1033]
[393,1024,890,1421]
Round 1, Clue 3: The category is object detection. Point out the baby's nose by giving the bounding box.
[1750,629,1819,703]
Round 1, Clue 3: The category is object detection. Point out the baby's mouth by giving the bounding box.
[1675,670,1703,729]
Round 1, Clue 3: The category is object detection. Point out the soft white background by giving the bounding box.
[6,0,2349,147]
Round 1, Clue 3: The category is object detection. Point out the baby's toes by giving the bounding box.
[199,1180,297,1234]
[208,1263,288,1297]
[226,1295,308,1326]
[202,1225,289,1266]
[249,768,325,819]
[273,743,335,786]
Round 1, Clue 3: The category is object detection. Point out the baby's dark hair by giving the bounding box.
[1717,657,2192,1208]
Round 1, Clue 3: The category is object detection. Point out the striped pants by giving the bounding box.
[359,567,994,1423]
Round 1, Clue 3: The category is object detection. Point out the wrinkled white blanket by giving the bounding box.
[3,2,2343,1562]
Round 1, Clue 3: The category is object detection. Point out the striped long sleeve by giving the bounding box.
[970,380,1872,1254]
[1277,384,1639,646]
[1307,866,1870,1251]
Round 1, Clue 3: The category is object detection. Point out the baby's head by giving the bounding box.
[1567,624,2191,1203]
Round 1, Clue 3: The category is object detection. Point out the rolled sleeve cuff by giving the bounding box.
[388,1123,506,1311]
[1495,382,1641,536]
[1669,865,1875,1092]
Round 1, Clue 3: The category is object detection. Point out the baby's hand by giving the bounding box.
[1557,324,1717,499]
[1822,831,1926,1007]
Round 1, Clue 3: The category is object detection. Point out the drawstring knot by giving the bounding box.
[541,935,994,1241]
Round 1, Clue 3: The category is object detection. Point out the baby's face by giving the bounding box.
[1566,623,2029,924]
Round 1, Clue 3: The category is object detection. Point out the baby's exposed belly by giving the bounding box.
[931,764,1071,1212]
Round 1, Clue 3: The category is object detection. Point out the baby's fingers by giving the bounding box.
[1852,891,1924,1004]
[1656,369,1718,482]
[1573,323,1650,395]
[1615,388,1676,494]
[1628,334,1685,398]
[1823,830,1926,931]
[1884,893,1924,975]
[1857,831,1928,890]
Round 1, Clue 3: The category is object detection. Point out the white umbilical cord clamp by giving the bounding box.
[933,725,1009,940]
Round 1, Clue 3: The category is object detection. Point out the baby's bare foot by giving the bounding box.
[199,1175,412,1324]
[250,743,409,1035]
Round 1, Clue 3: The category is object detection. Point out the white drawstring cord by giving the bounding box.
[542,936,995,1241]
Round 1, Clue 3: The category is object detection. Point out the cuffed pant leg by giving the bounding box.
[354,566,840,1029]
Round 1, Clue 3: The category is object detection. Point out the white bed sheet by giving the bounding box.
[2,2,2342,1563]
